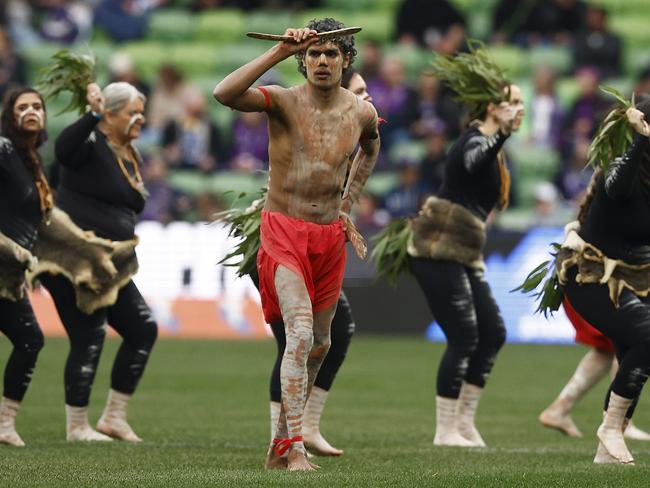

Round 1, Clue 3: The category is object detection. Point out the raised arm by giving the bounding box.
[462,129,509,174]
[463,102,517,174]
[342,103,380,213]
[212,28,317,112]
[54,83,104,168]
[604,108,650,200]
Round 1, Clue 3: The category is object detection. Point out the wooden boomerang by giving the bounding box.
[246,27,362,42]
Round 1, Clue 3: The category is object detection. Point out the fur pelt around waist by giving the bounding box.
[29,207,139,314]
[407,196,486,270]
[0,231,37,302]
[556,225,650,308]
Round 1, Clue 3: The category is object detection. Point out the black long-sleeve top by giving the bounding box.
[54,112,146,241]
[580,134,650,264]
[0,137,43,251]
[437,125,509,220]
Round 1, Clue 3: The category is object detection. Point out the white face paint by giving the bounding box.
[125,113,145,136]
[18,107,44,130]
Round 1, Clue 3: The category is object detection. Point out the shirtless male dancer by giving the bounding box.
[213,18,380,471]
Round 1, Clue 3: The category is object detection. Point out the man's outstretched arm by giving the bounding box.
[213,28,317,112]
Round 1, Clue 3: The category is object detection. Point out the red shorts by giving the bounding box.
[257,210,347,324]
[563,295,614,353]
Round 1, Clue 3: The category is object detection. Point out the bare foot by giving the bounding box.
[288,447,316,471]
[597,423,634,464]
[539,407,582,437]
[304,431,343,457]
[0,429,25,447]
[97,418,142,443]
[264,443,288,470]
[624,421,650,441]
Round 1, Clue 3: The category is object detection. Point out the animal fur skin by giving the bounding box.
[407,196,486,270]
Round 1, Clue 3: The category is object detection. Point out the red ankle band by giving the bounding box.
[272,436,303,456]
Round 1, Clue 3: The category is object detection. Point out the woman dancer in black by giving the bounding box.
[556,102,650,464]
[405,49,524,446]
[0,87,52,447]
[40,82,157,443]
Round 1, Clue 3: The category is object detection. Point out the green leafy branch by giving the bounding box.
[370,219,413,287]
[511,243,563,317]
[36,49,96,115]
[431,39,508,118]
[587,86,635,172]
[213,189,266,278]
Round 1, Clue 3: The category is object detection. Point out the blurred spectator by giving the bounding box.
[406,73,462,140]
[353,193,390,235]
[634,67,650,98]
[140,154,191,223]
[229,111,269,172]
[418,125,448,193]
[367,56,418,148]
[557,136,593,202]
[6,0,91,47]
[561,66,610,159]
[0,27,26,100]
[147,64,202,132]
[496,0,586,47]
[194,191,224,221]
[358,39,383,84]
[492,0,536,44]
[108,53,151,99]
[94,0,167,42]
[383,160,430,218]
[162,91,223,173]
[532,181,567,227]
[528,66,564,149]
[395,0,465,50]
[573,5,621,79]
[189,0,224,10]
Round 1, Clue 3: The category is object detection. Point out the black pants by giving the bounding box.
[269,291,355,402]
[408,257,506,398]
[40,274,158,407]
[565,267,650,417]
[0,296,44,401]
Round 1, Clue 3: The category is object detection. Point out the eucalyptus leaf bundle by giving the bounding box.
[36,50,96,115]
[214,190,266,278]
[431,39,508,119]
[370,218,413,287]
[512,243,563,317]
[587,86,635,172]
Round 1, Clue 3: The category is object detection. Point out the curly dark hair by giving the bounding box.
[295,18,357,79]
[1,87,48,178]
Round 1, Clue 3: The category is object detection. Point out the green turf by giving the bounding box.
[0,337,649,487]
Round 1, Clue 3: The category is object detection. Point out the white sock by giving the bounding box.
[597,392,634,464]
[97,389,142,442]
[270,401,281,440]
[0,397,24,447]
[100,389,130,423]
[456,383,486,447]
[434,396,474,447]
[66,404,112,442]
[303,387,327,436]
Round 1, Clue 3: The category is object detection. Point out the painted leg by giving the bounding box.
[540,349,612,437]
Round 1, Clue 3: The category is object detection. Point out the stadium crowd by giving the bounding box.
[1,0,649,230]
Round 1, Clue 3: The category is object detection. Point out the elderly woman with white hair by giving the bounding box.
[40,82,157,443]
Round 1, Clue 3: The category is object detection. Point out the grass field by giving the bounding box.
[1,336,650,487]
